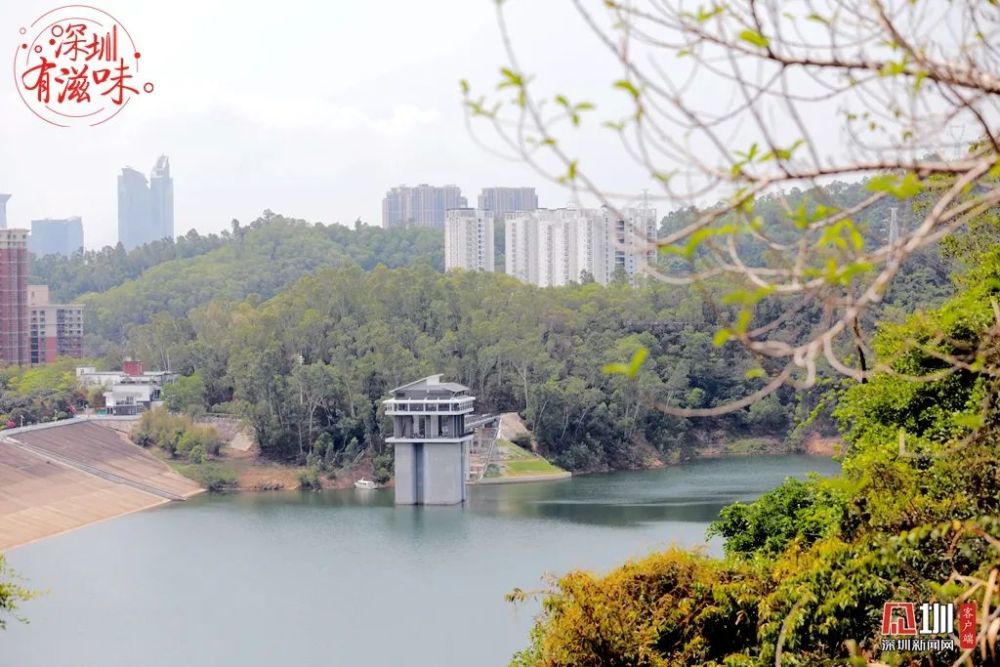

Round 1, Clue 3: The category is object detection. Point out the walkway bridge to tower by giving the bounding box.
[466,413,501,482]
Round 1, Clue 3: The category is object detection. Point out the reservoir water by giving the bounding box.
[2,455,839,667]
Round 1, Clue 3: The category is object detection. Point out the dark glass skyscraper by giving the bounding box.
[117,156,174,250]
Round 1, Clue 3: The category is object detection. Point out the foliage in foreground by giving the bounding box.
[511,248,1000,666]
[0,555,36,630]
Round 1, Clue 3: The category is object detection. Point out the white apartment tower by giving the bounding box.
[505,207,656,286]
[607,207,657,281]
[444,209,495,272]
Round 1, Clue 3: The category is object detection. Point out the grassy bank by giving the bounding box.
[481,439,569,482]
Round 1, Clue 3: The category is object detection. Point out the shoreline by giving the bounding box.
[0,419,202,552]
[3,447,836,552]
[5,496,170,552]
[1,414,840,552]
[472,471,572,485]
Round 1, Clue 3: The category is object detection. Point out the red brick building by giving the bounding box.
[0,230,29,366]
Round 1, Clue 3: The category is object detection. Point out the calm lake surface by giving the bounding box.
[3,455,839,667]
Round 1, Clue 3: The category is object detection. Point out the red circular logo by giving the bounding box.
[13,5,153,127]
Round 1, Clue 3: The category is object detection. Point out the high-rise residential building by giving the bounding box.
[0,194,10,229]
[118,167,150,250]
[118,155,174,250]
[382,184,467,229]
[29,217,84,257]
[0,229,30,366]
[608,207,657,282]
[478,187,538,220]
[28,285,84,364]
[444,209,494,273]
[505,207,656,287]
[150,156,174,243]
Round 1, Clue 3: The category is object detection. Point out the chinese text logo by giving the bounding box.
[13,5,153,127]
[880,601,977,653]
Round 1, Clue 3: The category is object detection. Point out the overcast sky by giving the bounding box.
[1,0,655,249]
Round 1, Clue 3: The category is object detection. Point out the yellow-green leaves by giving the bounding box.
[555,95,595,127]
[499,67,524,89]
[806,259,874,286]
[953,413,984,430]
[866,172,923,199]
[498,67,527,107]
[787,202,839,230]
[818,219,865,252]
[558,160,579,185]
[714,310,753,347]
[760,140,805,162]
[739,29,770,49]
[879,57,910,78]
[722,286,776,306]
[603,347,649,378]
[659,224,738,259]
[713,329,733,347]
[613,79,640,101]
[684,5,724,23]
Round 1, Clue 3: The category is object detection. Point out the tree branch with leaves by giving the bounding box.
[463,0,1000,415]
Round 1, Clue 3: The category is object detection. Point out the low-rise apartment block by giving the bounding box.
[28,285,84,364]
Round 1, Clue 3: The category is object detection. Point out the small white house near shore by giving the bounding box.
[77,361,178,416]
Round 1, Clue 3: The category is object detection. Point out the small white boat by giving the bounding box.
[354,478,378,490]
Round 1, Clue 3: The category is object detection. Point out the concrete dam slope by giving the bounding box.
[0,421,202,550]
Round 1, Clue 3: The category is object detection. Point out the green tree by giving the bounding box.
[0,555,36,630]
[161,372,207,416]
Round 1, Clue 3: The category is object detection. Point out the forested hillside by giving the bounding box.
[44,213,445,343]
[122,253,954,473]
[23,180,963,473]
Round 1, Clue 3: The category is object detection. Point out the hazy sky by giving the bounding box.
[1,0,647,249]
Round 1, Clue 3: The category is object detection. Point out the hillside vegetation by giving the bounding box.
[30,212,444,343]
[510,241,1000,666]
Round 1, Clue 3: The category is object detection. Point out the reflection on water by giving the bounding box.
[3,455,839,667]
[470,455,837,527]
